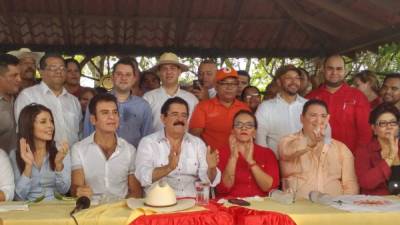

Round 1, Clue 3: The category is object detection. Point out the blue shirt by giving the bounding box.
[83,94,153,147]
[9,149,71,201]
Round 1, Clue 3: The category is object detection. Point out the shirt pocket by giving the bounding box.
[64,111,80,133]
[342,100,356,120]
[182,153,199,175]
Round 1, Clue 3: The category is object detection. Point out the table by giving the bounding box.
[1,197,400,225]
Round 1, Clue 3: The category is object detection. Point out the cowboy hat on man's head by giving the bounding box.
[150,52,189,72]
[7,48,44,65]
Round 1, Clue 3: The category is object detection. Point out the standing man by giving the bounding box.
[64,58,84,98]
[237,70,250,98]
[83,58,153,147]
[144,52,198,131]
[0,54,21,153]
[192,59,218,101]
[72,93,142,199]
[189,68,250,152]
[8,48,43,91]
[380,73,400,110]
[14,53,81,147]
[306,55,371,153]
[255,65,307,157]
[135,97,220,197]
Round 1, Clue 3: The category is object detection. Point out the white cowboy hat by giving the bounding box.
[7,48,44,64]
[126,181,195,213]
[150,52,189,72]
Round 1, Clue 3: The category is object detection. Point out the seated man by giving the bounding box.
[135,97,220,197]
[71,93,142,200]
[278,99,359,199]
[0,149,14,201]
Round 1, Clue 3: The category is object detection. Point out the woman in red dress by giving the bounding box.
[216,110,279,198]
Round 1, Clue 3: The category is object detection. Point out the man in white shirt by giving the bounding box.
[135,97,220,197]
[143,52,198,131]
[71,93,142,200]
[14,53,81,147]
[255,65,307,158]
[0,149,14,201]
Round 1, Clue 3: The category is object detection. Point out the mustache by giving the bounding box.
[173,121,185,126]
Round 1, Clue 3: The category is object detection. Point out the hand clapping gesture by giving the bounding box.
[229,134,239,160]
[20,138,34,166]
[206,146,219,169]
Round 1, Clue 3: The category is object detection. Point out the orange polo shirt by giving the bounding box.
[278,131,359,199]
[189,97,250,151]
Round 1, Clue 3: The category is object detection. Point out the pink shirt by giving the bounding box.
[278,131,359,199]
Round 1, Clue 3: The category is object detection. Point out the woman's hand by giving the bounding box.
[242,137,255,164]
[19,138,34,166]
[55,142,69,171]
[229,134,239,160]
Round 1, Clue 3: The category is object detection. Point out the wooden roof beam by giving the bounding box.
[175,0,193,48]
[222,0,244,49]
[273,0,351,40]
[305,0,383,30]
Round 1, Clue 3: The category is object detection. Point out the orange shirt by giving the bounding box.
[278,131,359,199]
[189,97,250,151]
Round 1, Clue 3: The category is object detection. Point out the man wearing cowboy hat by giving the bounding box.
[7,48,44,91]
[143,52,198,131]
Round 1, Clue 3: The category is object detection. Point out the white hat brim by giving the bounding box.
[126,198,195,213]
[7,49,44,63]
[149,61,189,73]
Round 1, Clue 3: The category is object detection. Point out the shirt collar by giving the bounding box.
[39,81,68,96]
[275,93,303,104]
[110,89,133,102]
[88,132,123,149]
[160,86,181,97]
[155,129,192,143]
[212,97,243,108]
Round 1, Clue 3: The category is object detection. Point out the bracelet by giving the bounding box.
[248,162,257,168]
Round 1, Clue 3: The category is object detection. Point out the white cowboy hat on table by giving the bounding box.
[7,48,44,65]
[127,181,195,213]
[149,52,189,72]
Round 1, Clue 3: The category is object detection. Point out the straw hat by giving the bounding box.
[150,52,189,72]
[7,48,44,65]
[127,181,195,213]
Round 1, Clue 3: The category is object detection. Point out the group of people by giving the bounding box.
[0,48,399,203]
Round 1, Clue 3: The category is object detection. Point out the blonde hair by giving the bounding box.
[353,70,380,94]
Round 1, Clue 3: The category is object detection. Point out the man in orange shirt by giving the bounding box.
[278,99,359,199]
[189,68,250,152]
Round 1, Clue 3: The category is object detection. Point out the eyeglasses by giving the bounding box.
[45,65,66,72]
[167,112,188,119]
[376,120,399,128]
[234,122,255,129]
[218,81,239,87]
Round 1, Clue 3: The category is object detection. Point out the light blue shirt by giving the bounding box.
[83,93,153,147]
[9,149,71,201]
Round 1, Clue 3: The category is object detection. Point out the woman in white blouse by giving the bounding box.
[0,149,14,201]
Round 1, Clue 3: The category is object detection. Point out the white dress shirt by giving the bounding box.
[143,87,198,131]
[255,94,307,158]
[0,149,14,201]
[71,133,136,199]
[14,82,82,147]
[135,130,221,198]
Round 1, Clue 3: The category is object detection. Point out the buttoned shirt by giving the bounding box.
[83,92,153,147]
[9,149,71,201]
[0,95,17,152]
[143,87,198,131]
[135,130,221,198]
[278,131,359,199]
[306,84,371,153]
[0,149,14,201]
[71,133,136,199]
[14,82,82,147]
[255,94,307,158]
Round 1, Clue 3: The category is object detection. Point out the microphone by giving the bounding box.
[70,196,91,215]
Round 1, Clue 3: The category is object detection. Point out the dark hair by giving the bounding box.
[88,93,118,116]
[298,67,310,80]
[275,64,301,80]
[353,70,380,94]
[237,70,251,81]
[369,103,400,125]
[112,57,139,75]
[78,87,97,100]
[199,59,217,66]
[241,85,261,101]
[161,97,189,116]
[323,54,345,67]
[65,58,81,71]
[302,99,329,115]
[94,86,108,94]
[16,104,57,173]
[382,73,400,85]
[232,110,257,129]
[0,54,19,75]
[140,70,160,87]
[39,53,65,70]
